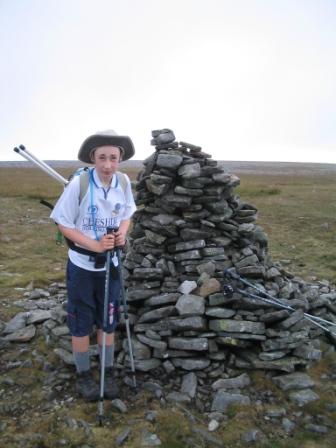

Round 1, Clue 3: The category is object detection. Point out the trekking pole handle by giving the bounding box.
[106,226,126,250]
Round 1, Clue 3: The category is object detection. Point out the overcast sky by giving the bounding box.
[1,0,336,163]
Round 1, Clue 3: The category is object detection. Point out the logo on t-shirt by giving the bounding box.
[112,203,121,217]
[88,205,98,214]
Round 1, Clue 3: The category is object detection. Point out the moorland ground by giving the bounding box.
[0,161,335,447]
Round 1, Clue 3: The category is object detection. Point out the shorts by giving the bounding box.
[66,259,120,337]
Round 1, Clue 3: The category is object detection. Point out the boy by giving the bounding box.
[50,130,136,401]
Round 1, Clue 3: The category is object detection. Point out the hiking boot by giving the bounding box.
[104,368,119,399]
[76,370,100,402]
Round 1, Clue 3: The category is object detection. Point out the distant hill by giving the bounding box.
[1,160,336,175]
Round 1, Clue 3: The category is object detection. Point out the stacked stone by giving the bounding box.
[118,129,336,376]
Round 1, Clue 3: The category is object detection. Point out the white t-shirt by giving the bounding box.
[50,168,136,271]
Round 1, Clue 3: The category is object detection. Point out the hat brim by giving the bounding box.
[78,134,135,164]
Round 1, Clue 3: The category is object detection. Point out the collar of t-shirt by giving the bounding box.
[91,168,118,192]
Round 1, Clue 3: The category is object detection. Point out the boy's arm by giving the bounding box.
[58,225,116,253]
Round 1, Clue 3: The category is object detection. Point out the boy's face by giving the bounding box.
[91,145,122,182]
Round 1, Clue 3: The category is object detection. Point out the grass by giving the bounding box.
[236,173,336,283]
[1,163,336,447]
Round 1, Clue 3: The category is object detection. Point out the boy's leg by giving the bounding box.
[72,335,90,372]
[66,260,99,401]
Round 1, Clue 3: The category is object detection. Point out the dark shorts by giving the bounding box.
[66,259,120,337]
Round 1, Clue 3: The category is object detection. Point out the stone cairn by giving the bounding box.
[118,129,336,382]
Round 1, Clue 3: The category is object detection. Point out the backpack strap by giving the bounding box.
[116,171,128,193]
[79,168,90,205]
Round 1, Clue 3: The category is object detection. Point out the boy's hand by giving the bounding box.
[114,229,126,248]
[98,233,115,252]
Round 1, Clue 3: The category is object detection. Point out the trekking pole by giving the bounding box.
[115,246,137,389]
[235,287,336,335]
[13,145,68,186]
[224,269,336,336]
[97,227,114,426]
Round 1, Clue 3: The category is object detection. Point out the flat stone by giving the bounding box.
[178,280,197,294]
[205,307,236,318]
[212,373,251,390]
[168,337,208,351]
[128,289,161,301]
[162,194,192,209]
[27,289,50,299]
[209,319,265,334]
[242,429,264,443]
[123,338,151,360]
[138,306,176,323]
[195,278,221,297]
[144,293,180,307]
[259,351,288,361]
[27,310,52,325]
[145,179,170,196]
[235,353,305,372]
[3,312,28,334]
[208,293,226,306]
[237,266,266,277]
[273,373,315,391]
[166,392,191,403]
[137,334,167,351]
[260,310,290,323]
[133,268,164,280]
[175,294,205,316]
[305,423,329,434]
[289,389,320,406]
[133,359,161,372]
[162,360,175,374]
[181,372,197,398]
[178,163,201,178]
[293,344,322,361]
[156,153,183,169]
[174,250,201,262]
[51,325,70,337]
[4,323,36,342]
[278,309,304,329]
[196,261,216,276]
[172,358,210,371]
[144,230,167,244]
[111,399,127,413]
[53,348,74,365]
[235,255,259,269]
[266,408,287,418]
[167,316,206,331]
[211,391,250,412]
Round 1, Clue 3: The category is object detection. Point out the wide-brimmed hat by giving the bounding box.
[78,130,135,163]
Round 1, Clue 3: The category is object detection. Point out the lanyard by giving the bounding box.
[88,169,119,241]
[89,168,100,241]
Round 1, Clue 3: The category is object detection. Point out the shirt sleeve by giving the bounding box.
[121,174,137,221]
[50,177,80,228]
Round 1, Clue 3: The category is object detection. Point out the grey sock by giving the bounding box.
[99,344,114,369]
[73,351,90,373]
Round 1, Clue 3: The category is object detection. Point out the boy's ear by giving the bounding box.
[90,150,96,163]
